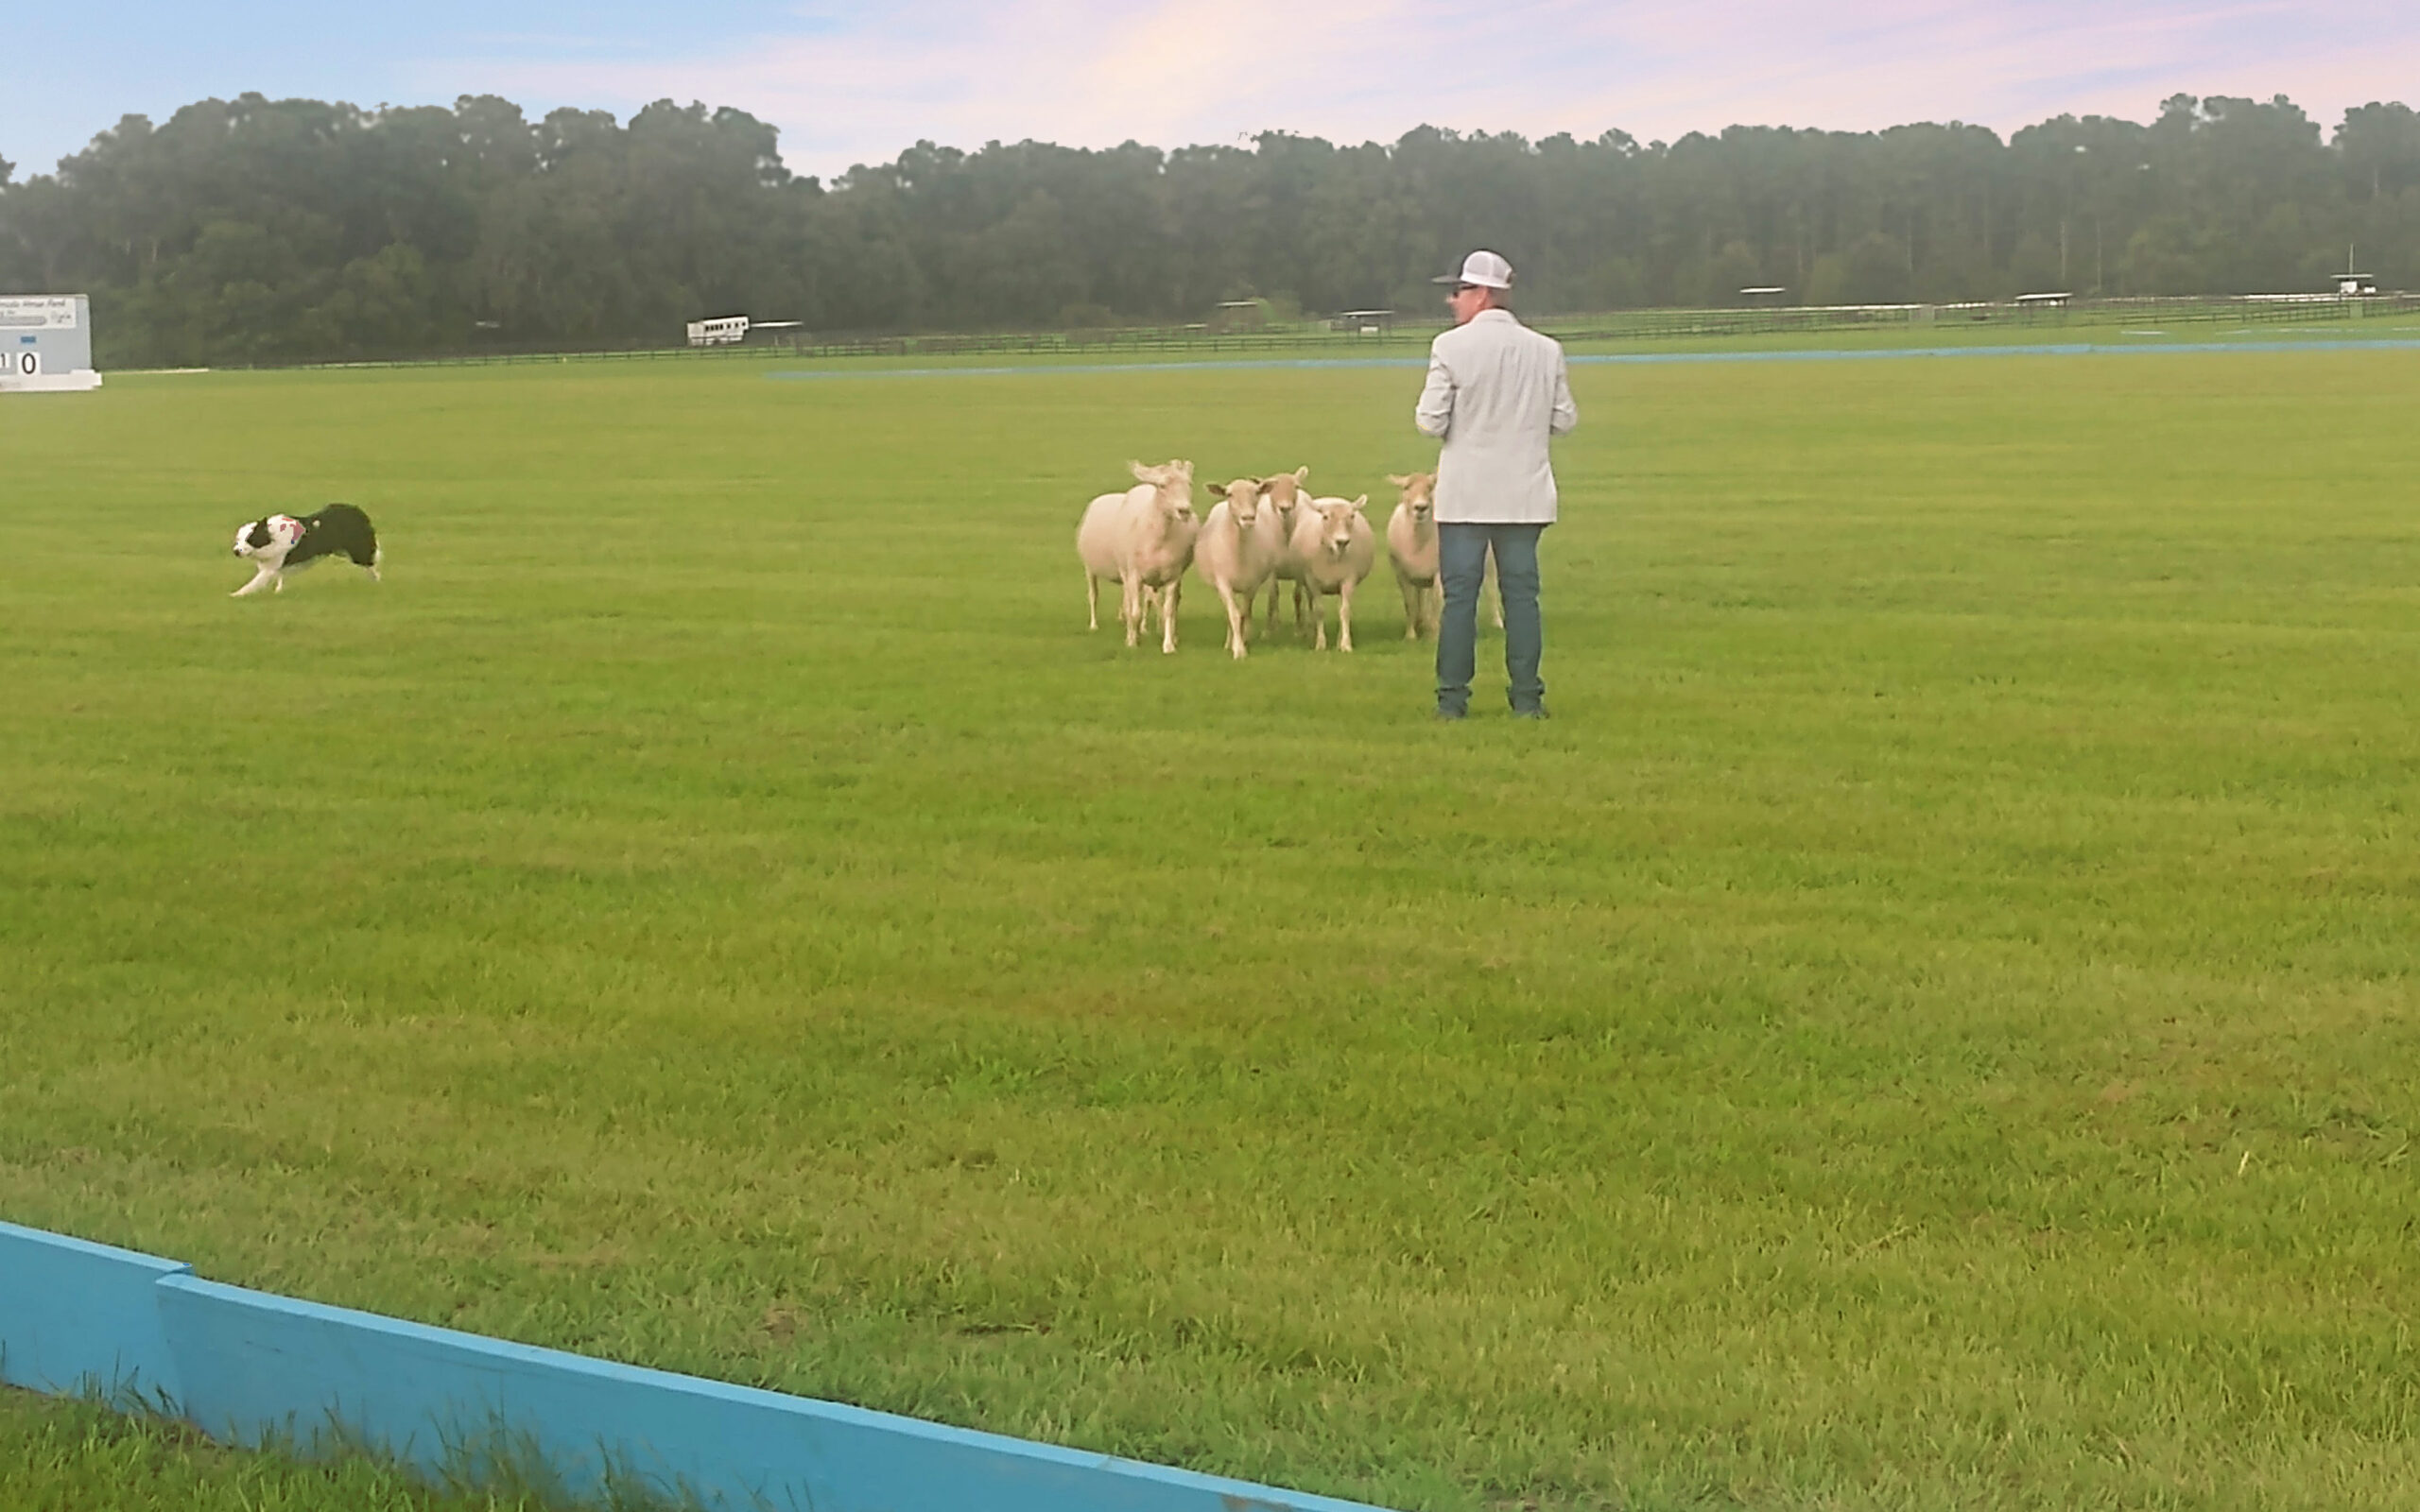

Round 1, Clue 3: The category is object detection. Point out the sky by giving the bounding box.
[7,0,2417,181]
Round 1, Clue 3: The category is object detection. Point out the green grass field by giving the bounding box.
[4,342,2418,1511]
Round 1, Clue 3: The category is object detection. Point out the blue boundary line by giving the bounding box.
[769,357,1425,378]
[2,1218,1392,1512]
[765,336,2420,381]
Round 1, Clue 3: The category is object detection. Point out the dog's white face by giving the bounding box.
[232,516,302,564]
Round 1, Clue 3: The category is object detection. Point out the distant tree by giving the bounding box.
[3,88,2413,362]
[1845,232,1915,303]
[1708,240,1765,303]
[2336,102,2420,288]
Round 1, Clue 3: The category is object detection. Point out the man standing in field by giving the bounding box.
[1415,249,1578,720]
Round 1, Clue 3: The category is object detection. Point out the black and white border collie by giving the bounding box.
[231,504,383,597]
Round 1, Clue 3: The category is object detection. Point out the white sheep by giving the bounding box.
[1384,471,1440,640]
[1196,475,1289,659]
[1077,459,1200,653]
[1288,494,1376,651]
[1253,466,1314,639]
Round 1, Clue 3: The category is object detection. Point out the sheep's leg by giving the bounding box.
[1339,579,1357,653]
[1312,590,1329,651]
[1086,570,1099,631]
[1121,572,1142,647]
[1161,578,1182,655]
[1217,580,1247,659]
[1399,576,1423,640]
[1426,580,1443,639]
[1294,580,1311,637]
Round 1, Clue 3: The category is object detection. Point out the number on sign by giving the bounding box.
[14,352,36,377]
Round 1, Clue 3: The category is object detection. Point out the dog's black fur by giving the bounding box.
[245,503,380,569]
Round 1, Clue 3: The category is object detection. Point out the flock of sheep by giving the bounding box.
[1077,461,1494,657]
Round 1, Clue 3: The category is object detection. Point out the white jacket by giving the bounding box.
[1413,309,1579,524]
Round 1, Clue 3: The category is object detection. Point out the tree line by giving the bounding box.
[3,91,2417,367]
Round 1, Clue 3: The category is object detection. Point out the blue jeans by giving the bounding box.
[1436,523,1545,714]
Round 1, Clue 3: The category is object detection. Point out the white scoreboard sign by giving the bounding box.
[0,294,104,392]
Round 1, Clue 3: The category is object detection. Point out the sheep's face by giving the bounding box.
[1388,472,1436,523]
[1315,498,1364,557]
[1129,459,1196,526]
[1214,478,1261,526]
[1259,467,1308,514]
[1262,469,1309,530]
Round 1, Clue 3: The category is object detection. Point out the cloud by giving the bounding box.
[11,0,2413,181]
[419,0,2420,174]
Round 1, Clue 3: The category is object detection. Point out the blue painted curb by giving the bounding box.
[763,336,2420,381]
[3,1220,1392,1512]
[1559,337,2420,364]
[768,357,1427,378]
[0,1223,186,1405]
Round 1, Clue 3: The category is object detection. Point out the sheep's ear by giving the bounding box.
[1290,466,1308,482]
[1351,494,1369,510]
[1128,459,1156,482]
[1385,473,1409,487]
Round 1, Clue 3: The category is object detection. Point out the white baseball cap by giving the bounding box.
[1433,249,1514,289]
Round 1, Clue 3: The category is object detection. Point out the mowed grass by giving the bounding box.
[3,347,2418,1511]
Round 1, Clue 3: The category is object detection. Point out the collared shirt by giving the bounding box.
[1413,308,1579,524]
